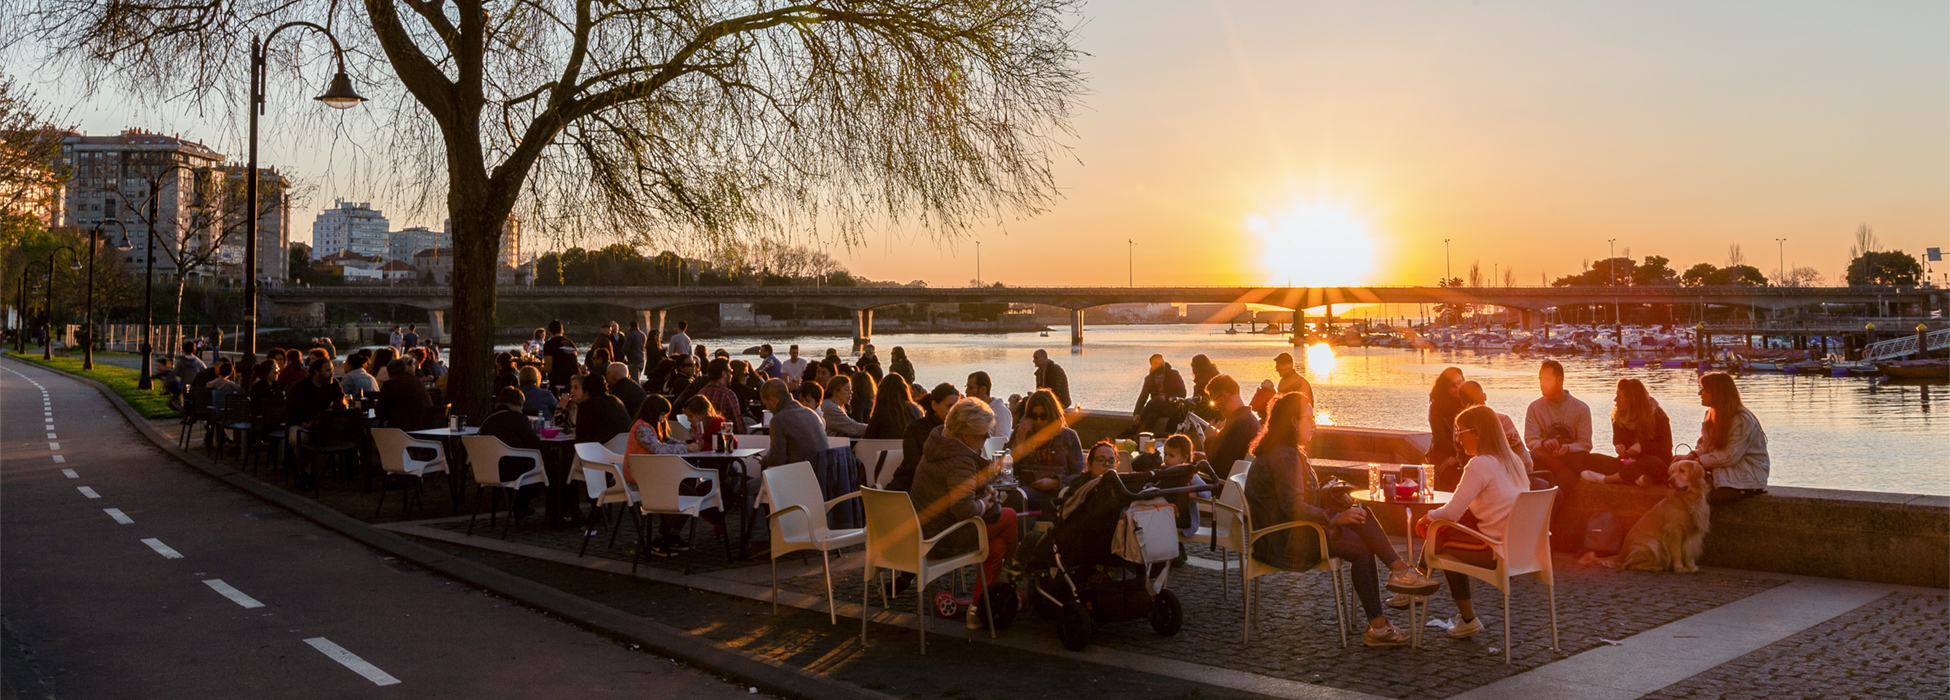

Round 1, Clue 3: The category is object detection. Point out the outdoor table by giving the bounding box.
[409,426,479,505]
[1354,487,1453,649]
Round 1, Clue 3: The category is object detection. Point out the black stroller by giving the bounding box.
[1015,463,1214,651]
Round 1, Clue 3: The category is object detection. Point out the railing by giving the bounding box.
[1864,328,1950,362]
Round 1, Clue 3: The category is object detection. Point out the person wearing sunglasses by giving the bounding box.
[1010,388,1083,513]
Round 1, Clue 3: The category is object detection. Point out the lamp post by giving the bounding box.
[42,247,81,360]
[1444,239,1452,283]
[79,220,131,370]
[1775,238,1787,286]
[1127,239,1136,287]
[246,22,365,362]
[16,261,48,353]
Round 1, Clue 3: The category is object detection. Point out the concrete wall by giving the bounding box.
[1065,408,1949,588]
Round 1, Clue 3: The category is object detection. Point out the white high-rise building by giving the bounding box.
[387,226,449,263]
[311,200,391,261]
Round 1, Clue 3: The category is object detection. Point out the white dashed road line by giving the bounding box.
[140,538,184,559]
[303,638,402,686]
[77,486,100,499]
[48,442,60,450]
[61,468,78,478]
[202,579,267,609]
[51,454,65,463]
[104,508,134,525]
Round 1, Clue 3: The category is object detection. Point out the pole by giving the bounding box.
[245,35,263,363]
[1775,238,1786,286]
[43,248,77,361]
[1127,239,1135,287]
[140,190,158,389]
[1444,239,1452,282]
[975,240,981,287]
[82,225,102,369]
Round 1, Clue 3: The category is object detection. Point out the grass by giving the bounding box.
[5,350,178,418]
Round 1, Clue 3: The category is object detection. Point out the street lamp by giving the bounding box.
[42,247,81,360]
[79,220,132,370]
[246,22,365,361]
[1775,238,1787,286]
[1444,239,1452,283]
[15,260,48,354]
[1127,239,1136,287]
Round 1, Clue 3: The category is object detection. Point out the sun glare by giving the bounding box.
[1304,341,1337,377]
[1247,199,1378,287]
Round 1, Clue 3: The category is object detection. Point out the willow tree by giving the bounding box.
[12,0,1083,415]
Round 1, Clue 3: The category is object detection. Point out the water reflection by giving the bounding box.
[1304,342,1338,379]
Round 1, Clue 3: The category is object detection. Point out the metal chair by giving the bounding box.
[1233,472,1351,647]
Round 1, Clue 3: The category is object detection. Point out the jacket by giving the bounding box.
[1134,362,1188,413]
[376,375,431,430]
[1696,407,1769,490]
[764,402,828,468]
[821,399,867,437]
[1243,445,1332,572]
[887,414,943,492]
[908,428,995,557]
[1035,361,1073,408]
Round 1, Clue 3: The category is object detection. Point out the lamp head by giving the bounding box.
[316,71,365,109]
[69,259,82,271]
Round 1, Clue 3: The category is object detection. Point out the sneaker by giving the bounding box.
[1581,470,1609,484]
[1362,624,1411,647]
[645,541,679,559]
[1385,568,1440,595]
[1448,616,1483,639]
[966,606,985,630]
[1385,592,1416,609]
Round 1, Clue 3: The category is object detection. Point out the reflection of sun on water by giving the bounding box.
[1314,410,1337,426]
[1304,342,1337,378]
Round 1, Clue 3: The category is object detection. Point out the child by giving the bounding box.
[1160,434,1206,536]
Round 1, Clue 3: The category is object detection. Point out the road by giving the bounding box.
[0,360,756,699]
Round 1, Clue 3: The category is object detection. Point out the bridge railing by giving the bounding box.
[1865,328,1950,362]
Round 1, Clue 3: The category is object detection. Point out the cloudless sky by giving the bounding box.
[27,0,1949,288]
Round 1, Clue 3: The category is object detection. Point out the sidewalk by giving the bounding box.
[138,405,1950,699]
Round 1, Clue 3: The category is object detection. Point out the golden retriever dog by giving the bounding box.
[1591,460,1711,572]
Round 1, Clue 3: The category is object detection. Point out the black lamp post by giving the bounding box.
[246,22,365,362]
[42,247,81,360]
[16,261,48,354]
[80,220,131,370]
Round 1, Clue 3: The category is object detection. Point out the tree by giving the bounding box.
[1632,256,1679,286]
[1846,250,1922,287]
[0,74,68,227]
[1681,263,1720,287]
[16,0,1085,417]
[1779,266,1824,288]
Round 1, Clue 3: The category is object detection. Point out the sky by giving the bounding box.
[24,0,1949,290]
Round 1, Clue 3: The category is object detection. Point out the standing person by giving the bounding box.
[820,375,868,438]
[665,320,693,359]
[1416,405,1535,640]
[1010,388,1083,512]
[1245,392,1437,647]
[780,345,809,386]
[388,326,404,348]
[1127,353,1187,437]
[1273,352,1314,402]
[908,398,1017,629]
[1581,378,1672,487]
[696,358,745,434]
[1428,367,1467,490]
[1679,372,1770,504]
[401,324,420,350]
[622,320,648,382]
[1201,375,1260,491]
[761,379,829,468]
[863,380,919,439]
[757,344,783,380]
[588,322,617,372]
[542,320,579,391]
[1524,360,1594,489]
[889,384,961,491]
[964,371,1011,439]
[1032,348,1072,409]
[172,341,207,400]
[523,328,546,357]
[1187,354,1221,419]
[1459,380,1532,472]
[888,347,915,385]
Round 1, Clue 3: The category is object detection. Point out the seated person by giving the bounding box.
[1581,378,1672,487]
[679,395,726,452]
[908,398,1017,629]
[1679,372,1770,504]
[1416,405,1533,641]
[573,373,633,447]
[517,366,558,418]
[888,384,960,492]
[761,379,828,468]
[819,375,868,437]
[478,388,546,520]
[625,395,720,557]
[1009,388,1082,513]
[1245,392,1437,648]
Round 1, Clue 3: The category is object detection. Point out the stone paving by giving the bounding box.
[1642,590,1950,700]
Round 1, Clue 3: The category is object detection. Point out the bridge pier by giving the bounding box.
[854,309,873,350]
[1291,308,1304,346]
[1070,309,1084,352]
[643,310,665,351]
[1325,304,1336,343]
[429,310,445,345]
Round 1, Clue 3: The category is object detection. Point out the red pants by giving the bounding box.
[983,508,1019,587]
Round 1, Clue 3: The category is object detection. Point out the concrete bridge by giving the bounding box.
[263,283,1946,346]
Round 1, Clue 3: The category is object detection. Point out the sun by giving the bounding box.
[1247,199,1379,287]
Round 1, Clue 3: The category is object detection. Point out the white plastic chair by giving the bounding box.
[627,454,726,573]
[852,439,902,486]
[765,462,867,623]
[574,442,636,556]
[982,436,1008,459]
[826,435,851,450]
[859,487,993,653]
[869,449,904,489]
[604,433,628,455]
[370,428,448,518]
[1418,486,1559,663]
[1233,473,1350,646]
[461,434,549,539]
[1181,472,1247,599]
[666,419,691,442]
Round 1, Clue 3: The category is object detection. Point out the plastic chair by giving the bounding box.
[603,433,628,455]
[574,442,636,556]
[852,439,902,486]
[859,487,993,654]
[627,454,727,573]
[666,419,691,442]
[371,428,448,518]
[733,433,771,482]
[826,435,851,450]
[1233,473,1350,647]
[461,434,548,539]
[178,386,215,449]
[765,462,866,623]
[1181,471,1248,599]
[982,436,1008,459]
[868,449,904,489]
[1417,487,1559,663]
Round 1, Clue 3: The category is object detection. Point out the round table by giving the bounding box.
[1355,487,1454,649]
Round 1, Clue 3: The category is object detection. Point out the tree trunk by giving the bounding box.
[443,185,513,422]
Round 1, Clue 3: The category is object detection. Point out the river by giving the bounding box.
[672,324,1947,496]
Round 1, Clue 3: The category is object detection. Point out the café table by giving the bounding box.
[409,426,479,506]
[1354,486,1453,649]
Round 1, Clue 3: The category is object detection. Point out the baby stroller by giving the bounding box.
[1016,463,1214,651]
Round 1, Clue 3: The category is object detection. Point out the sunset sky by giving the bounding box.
[36,1,1950,289]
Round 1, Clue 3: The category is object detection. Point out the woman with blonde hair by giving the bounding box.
[1417,405,1531,639]
[1581,378,1673,487]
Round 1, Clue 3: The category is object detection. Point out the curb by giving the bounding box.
[3,356,888,700]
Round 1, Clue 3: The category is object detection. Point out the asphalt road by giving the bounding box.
[0,360,758,699]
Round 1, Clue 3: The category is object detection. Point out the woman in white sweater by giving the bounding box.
[1417,405,1531,640]
[1681,372,1770,504]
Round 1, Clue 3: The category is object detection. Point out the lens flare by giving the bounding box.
[1304,341,1337,377]
[1247,199,1378,286]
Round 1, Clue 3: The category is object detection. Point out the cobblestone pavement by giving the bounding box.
[1641,590,1949,700]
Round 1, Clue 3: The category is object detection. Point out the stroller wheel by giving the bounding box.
[1149,589,1185,636]
[985,581,1020,630]
[933,590,962,619]
[1057,601,1093,651]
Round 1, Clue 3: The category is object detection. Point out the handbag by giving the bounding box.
[1114,499,1181,564]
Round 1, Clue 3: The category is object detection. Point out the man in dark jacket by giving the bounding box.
[376,358,432,430]
[606,362,648,419]
[762,380,828,468]
[574,373,633,447]
[1127,354,1187,436]
[622,321,648,382]
[478,387,545,518]
[1202,375,1259,494]
[1032,349,1072,409]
